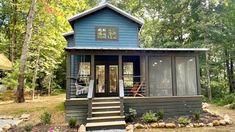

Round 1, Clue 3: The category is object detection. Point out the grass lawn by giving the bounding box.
[0,94,66,125]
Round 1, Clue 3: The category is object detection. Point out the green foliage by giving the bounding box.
[156,110,164,120]
[178,116,191,125]
[218,93,235,105]
[68,118,77,128]
[24,123,34,132]
[40,112,51,125]
[193,111,201,121]
[142,111,158,123]
[125,108,137,122]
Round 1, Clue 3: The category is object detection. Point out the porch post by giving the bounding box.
[196,54,201,95]
[118,55,122,80]
[144,55,149,96]
[66,52,71,99]
[91,55,95,96]
[172,56,177,96]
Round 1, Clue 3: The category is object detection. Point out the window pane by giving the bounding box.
[97,28,106,39]
[149,57,172,96]
[124,75,133,87]
[176,57,197,96]
[107,28,117,40]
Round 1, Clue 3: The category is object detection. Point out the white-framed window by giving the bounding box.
[96,27,118,40]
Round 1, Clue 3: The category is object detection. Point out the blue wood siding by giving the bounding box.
[66,36,75,47]
[73,8,139,48]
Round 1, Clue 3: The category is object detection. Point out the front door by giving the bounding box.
[95,63,118,97]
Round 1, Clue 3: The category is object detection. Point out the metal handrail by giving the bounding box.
[87,80,94,118]
[119,80,124,116]
[87,80,94,99]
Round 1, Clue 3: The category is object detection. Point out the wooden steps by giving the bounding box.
[86,97,125,131]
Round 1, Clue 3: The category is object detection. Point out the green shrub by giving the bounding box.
[220,94,235,105]
[24,123,34,132]
[178,116,191,125]
[40,112,51,125]
[68,118,77,128]
[193,111,201,120]
[125,108,137,122]
[229,103,235,109]
[142,111,158,123]
[157,110,164,120]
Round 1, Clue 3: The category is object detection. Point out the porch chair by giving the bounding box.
[130,80,145,97]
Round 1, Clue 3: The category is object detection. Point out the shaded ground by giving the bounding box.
[0,94,66,126]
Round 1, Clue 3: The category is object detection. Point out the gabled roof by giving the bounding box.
[63,31,74,38]
[68,3,144,27]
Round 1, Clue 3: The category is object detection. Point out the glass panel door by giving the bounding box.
[96,65,105,93]
[109,65,118,93]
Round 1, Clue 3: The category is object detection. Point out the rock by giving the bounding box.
[219,120,226,126]
[78,124,86,132]
[126,124,134,132]
[0,127,2,132]
[189,123,194,127]
[208,123,213,127]
[178,124,185,128]
[20,114,30,121]
[134,123,145,129]
[224,104,231,109]
[15,119,23,126]
[158,122,165,128]
[199,123,205,127]
[193,123,200,127]
[165,123,176,128]
[224,114,233,125]
[150,123,158,128]
[212,120,220,126]
[202,102,209,109]
[2,124,11,131]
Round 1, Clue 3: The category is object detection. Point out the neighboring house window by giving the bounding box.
[149,57,172,96]
[96,27,118,40]
[176,57,197,96]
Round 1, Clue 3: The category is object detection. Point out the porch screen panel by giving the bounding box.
[149,57,172,96]
[176,57,197,96]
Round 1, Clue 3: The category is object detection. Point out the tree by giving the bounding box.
[16,0,37,103]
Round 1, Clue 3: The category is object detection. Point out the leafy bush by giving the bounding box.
[178,116,191,125]
[24,123,34,132]
[219,94,235,105]
[193,111,201,120]
[68,118,77,128]
[156,110,164,120]
[142,111,158,123]
[125,108,137,122]
[40,112,51,125]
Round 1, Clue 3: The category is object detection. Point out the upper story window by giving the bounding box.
[96,27,118,40]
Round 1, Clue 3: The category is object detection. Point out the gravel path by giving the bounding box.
[0,119,19,127]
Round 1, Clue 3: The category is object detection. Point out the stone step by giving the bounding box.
[86,121,126,131]
[87,116,125,123]
[92,111,120,117]
[92,106,120,112]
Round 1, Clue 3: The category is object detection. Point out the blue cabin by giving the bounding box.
[63,3,208,130]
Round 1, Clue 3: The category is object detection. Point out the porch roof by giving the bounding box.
[65,47,209,52]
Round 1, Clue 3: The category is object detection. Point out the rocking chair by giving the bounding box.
[130,80,145,97]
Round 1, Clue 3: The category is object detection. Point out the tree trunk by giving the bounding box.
[16,0,37,103]
[230,58,234,93]
[225,49,232,93]
[32,45,40,100]
[11,0,17,62]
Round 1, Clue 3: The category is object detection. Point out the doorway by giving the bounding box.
[95,56,119,97]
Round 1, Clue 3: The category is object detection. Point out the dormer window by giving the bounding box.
[96,27,118,40]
